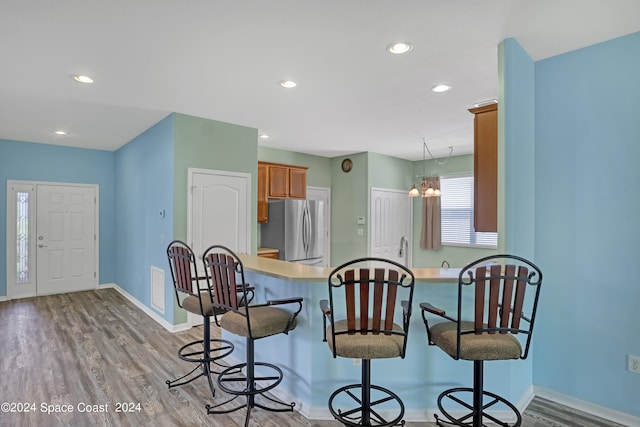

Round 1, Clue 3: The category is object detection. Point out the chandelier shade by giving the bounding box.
[409,139,452,198]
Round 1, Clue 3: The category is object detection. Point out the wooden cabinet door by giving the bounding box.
[288,167,307,198]
[268,165,289,198]
[469,103,498,232]
[257,162,269,223]
[258,252,279,259]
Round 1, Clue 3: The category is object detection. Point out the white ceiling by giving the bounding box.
[1,0,639,161]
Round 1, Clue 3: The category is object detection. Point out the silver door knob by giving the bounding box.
[38,244,48,248]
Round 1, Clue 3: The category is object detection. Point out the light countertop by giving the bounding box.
[237,253,459,283]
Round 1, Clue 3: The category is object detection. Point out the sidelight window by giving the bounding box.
[16,191,30,283]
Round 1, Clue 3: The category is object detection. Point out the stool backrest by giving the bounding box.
[203,250,242,310]
[202,245,253,323]
[166,240,200,307]
[342,267,400,335]
[327,258,415,357]
[458,254,542,359]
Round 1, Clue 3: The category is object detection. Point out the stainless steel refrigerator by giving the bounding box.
[261,199,324,266]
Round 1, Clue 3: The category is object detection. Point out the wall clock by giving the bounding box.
[341,158,353,173]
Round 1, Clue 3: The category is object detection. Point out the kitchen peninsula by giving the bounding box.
[237,253,461,283]
[222,254,532,422]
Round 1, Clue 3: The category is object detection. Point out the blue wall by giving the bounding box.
[499,38,537,401]
[114,114,175,323]
[533,32,640,416]
[500,38,536,259]
[0,139,116,295]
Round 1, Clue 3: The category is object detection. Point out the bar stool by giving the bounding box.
[202,245,303,427]
[165,240,234,398]
[420,254,542,427]
[320,257,415,426]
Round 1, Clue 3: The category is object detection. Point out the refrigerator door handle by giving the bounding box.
[304,202,312,255]
[302,203,308,253]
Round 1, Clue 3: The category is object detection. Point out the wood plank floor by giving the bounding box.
[0,289,627,427]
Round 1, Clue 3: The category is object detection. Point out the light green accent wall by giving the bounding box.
[368,152,414,190]
[258,146,332,187]
[410,154,498,268]
[330,153,369,265]
[172,113,258,322]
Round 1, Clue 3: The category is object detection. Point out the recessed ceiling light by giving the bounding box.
[431,84,452,93]
[54,130,68,135]
[259,134,270,139]
[387,42,413,54]
[280,80,297,88]
[72,75,94,84]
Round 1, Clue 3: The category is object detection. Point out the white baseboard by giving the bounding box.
[534,385,640,427]
[517,385,536,414]
[0,296,7,302]
[99,283,190,333]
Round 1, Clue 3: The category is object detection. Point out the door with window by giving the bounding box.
[6,182,97,299]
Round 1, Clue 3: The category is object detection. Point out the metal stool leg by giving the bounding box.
[166,319,234,397]
[327,359,405,427]
[206,337,295,425]
[434,361,522,427]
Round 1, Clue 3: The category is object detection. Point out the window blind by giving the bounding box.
[440,174,497,247]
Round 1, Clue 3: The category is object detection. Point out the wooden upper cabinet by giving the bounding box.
[257,162,269,223]
[268,165,289,198]
[469,103,498,233]
[288,167,307,199]
[257,161,308,222]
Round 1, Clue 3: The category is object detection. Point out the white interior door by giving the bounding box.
[370,187,412,266]
[36,184,97,295]
[187,168,250,326]
[189,168,251,260]
[306,186,331,267]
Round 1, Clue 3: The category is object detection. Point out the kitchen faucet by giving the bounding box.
[398,236,409,266]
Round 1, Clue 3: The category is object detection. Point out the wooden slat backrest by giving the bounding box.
[342,267,399,336]
[500,264,516,333]
[372,269,383,333]
[359,269,369,334]
[205,252,239,310]
[473,263,530,334]
[169,245,195,295]
[345,269,356,333]
[487,264,502,334]
[474,266,486,333]
[384,270,399,335]
[511,265,529,331]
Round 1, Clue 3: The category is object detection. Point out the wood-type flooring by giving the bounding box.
[0,289,629,426]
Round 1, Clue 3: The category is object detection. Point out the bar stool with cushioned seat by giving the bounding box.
[202,244,303,427]
[165,240,235,399]
[320,257,415,427]
[420,254,542,427]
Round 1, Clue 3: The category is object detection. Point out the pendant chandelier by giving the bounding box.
[408,138,453,198]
